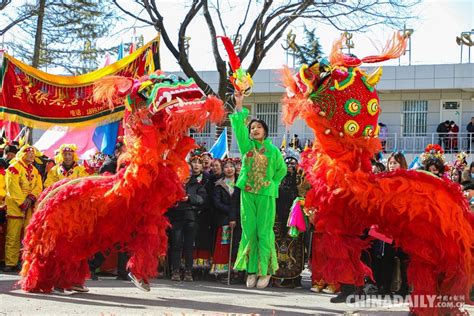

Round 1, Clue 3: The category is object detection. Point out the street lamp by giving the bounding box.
[456,30,474,63]
[342,31,354,54]
[399,24,414,66]
[231,34,242,54]
[282,30,298,68]
[183,36,191,57]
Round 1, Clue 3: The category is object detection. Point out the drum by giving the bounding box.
[272,222,305,283]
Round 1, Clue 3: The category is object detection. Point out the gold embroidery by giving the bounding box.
[245,146,270,193]
[13,85,24,100]
[33,90,48,105]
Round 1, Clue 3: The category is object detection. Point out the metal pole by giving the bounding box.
[395,133,398,152]
[409,37,412,65]
[227,227,234,285]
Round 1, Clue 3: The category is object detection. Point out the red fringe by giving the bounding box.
[282,54,473,314]
[301,144,473,315]
[20,93,225,292]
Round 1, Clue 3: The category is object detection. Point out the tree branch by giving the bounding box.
[202,0,226,98]
[0,0,11,11]
[212,0,227,36]
[0,11,35,36]
[263,1,312,42]
[238,18,258,60]
[239,0,272,61]
[170,0,215,96]
[234,0,252,42]
[112,0,153,25]
[142,0,180,59]
[178,0,202,60]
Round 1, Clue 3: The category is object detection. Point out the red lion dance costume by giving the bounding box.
[20,72,224,292]
[282,33,473,315]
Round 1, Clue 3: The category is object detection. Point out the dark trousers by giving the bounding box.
[89,250,129,276]
[231,225,242,260]
[170,219,197,271]
[117,252,129,277]
[370,241,396,293]
[370,241,409,295]
[89,252,106,271]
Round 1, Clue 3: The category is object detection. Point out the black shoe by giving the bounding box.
[330,291,366,304]
[3,266,17,273]
[230,271,245,285]
[330,292,352,303]
[116,274,128,281]
[90,271,98,280]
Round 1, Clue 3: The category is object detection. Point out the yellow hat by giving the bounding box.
[55,144,79,164]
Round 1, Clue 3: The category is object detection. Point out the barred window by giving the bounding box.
[402,100,428,136]
[254,102,279,137]
[189,122,212,149]
[190,121,211,135]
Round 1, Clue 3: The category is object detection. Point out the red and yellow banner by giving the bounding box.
[0,35,159,129]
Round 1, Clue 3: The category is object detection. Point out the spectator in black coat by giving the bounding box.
[168,157,207,282]
[436,120,450,149]
[98,140,125,174]
[0,143,19,170]
[466,117,474,150]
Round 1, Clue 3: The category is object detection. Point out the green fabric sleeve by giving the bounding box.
[229,107,252,155]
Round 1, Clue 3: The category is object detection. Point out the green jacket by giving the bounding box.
[230,108,287,197]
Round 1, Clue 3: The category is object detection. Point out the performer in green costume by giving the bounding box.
[230,93,287,289]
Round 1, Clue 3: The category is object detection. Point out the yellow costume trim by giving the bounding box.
[0,110,124,129]
[333,67,358,91]
[2,35,160,88]
[299,64,314,95]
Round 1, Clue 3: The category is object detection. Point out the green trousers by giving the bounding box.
[234,191,278,276]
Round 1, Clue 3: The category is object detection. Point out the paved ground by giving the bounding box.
[1,272,472,315]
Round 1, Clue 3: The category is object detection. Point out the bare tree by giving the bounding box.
[0,1,36,37]
[113,0,418,108]
[2,0,120,73]
[0,0,10,10]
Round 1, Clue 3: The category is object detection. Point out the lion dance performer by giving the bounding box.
[20,72,224,293]
[4,144,43,273]
[281,33,473,315]
[44,144,89,188]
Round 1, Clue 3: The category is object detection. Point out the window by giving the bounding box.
[254,102,279,137]
[190,121,211,135]
[190,122,212,149]
[402,100,428,136]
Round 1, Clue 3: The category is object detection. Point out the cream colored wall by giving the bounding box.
[378,90,474,135]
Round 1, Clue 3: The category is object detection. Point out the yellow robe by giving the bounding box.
[44,163,89,188]
[6,161,43,218]
[0,168,6,202]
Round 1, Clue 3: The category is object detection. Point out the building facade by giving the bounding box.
[183,63,474,159]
